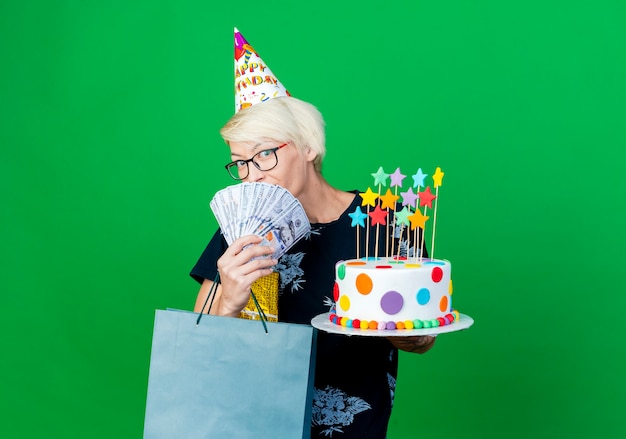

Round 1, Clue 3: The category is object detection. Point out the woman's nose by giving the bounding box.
[246,164,265,182]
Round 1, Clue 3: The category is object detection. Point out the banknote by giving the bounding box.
[210,182,310,259]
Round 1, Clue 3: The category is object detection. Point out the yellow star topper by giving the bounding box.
[432,167,444,188]
[359,187,379,207]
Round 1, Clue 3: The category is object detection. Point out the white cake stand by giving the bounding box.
[311,312,474,337]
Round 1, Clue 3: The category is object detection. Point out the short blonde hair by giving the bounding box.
[220,97,326,172]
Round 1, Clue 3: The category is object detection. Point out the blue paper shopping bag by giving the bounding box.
[143,309,317,439]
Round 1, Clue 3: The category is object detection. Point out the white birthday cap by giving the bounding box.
[233,27,290,113]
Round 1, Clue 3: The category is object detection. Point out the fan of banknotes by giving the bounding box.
[210,182,311,259]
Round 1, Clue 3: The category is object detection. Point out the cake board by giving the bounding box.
[311,312,474,337]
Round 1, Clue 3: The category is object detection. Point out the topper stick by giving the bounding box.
[385,210,390,260]
[376,186,389,258]
[390,212,396,259]
[396,206,410,261]
[431,187,439,259]
[389,186,399,260]
[413,185,421,263]
[370,167,389,259]
[375,184,382,259]
[430,167,444,260]
[356,225,360,259]
[375,219,380,259]
[420,206,428,262]
[396,221,404,261]
[365,204,370,259]
[387,168,405,261]
[349,204,368,260]
[413,227,419,262]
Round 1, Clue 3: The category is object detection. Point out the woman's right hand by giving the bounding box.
[212,235,277,316]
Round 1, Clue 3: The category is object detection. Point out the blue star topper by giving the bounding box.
[348,205,368,228]
[412,168,428,188]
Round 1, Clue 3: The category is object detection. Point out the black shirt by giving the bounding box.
[191,192,422,438]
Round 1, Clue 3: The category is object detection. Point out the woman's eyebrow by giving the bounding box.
[250,142,263,152]
[231,142,263,159]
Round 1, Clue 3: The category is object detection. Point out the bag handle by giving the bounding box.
[195,272,269,333]
[248,290,268,333]
[196,273,220,325]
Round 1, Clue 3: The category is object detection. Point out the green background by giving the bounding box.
[2,1,625,437]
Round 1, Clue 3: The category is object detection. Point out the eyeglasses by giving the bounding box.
[224,143,289,180]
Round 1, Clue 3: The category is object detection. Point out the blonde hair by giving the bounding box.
[220,97,326,172]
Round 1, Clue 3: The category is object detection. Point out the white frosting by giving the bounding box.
[334,258,452,323]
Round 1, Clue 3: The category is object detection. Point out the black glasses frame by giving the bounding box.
[224,143,288,180]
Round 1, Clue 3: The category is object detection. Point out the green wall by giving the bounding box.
[2,1,625,437]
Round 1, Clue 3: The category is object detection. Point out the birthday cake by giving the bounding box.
[328,166,461,331]
[330,258,457,330]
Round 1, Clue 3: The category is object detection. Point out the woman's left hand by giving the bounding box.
[387,335,436,354]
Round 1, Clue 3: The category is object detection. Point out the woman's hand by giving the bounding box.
[216,234,277,315]
[195,235,277,317]
[387,335,436,354]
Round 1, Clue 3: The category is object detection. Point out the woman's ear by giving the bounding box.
[304,146,317,162]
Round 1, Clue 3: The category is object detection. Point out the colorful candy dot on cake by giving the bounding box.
[437,317,446,327]
[452,310,460,321]
[432,318,441,327]
[360,320,369,330]
[444,313,455,324]
[386,321,396,330]
[381,291,404,314]
[352,319,361,329]
[339,295,351,311]
[431,266,443,282]
[424,260,445,266]
[404,320,414,329]
[416,288,430,305]
[439,296,449,312]
[412,319,423,329]
[333,283,340,301]
[355,273,373,295]
[422,320,432,329]
[337,264,346,280]
[329,313,337,323]
[396,321,405,330]
[369,320,378,330]
[377,321,386,330]
[340,317,348,327]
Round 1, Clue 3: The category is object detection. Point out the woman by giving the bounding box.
[191,96,435,438]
